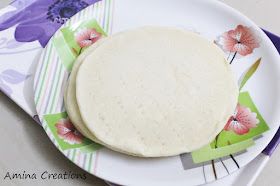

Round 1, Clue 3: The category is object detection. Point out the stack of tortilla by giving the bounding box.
[64,27,238,157]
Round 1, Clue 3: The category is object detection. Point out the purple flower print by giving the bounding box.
[10,0,36,8]
[0,0,35,24]
[0,69,30,96]
[0,0,101,47]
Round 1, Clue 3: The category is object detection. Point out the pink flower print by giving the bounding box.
[75,28,101,48]
[216,25,260,64]
[224,104,259,135]
[55,118,83,144]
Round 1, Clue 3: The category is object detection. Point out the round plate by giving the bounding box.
[34,0,280,185]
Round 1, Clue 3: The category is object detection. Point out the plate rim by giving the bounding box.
[33,0,280,185]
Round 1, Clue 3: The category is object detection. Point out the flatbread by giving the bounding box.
[69,35,162,153]
[65,37,146,155]
[76,27,239,157]
[64,39,106,142]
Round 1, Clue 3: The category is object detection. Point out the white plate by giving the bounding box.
[34,0,280,185]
